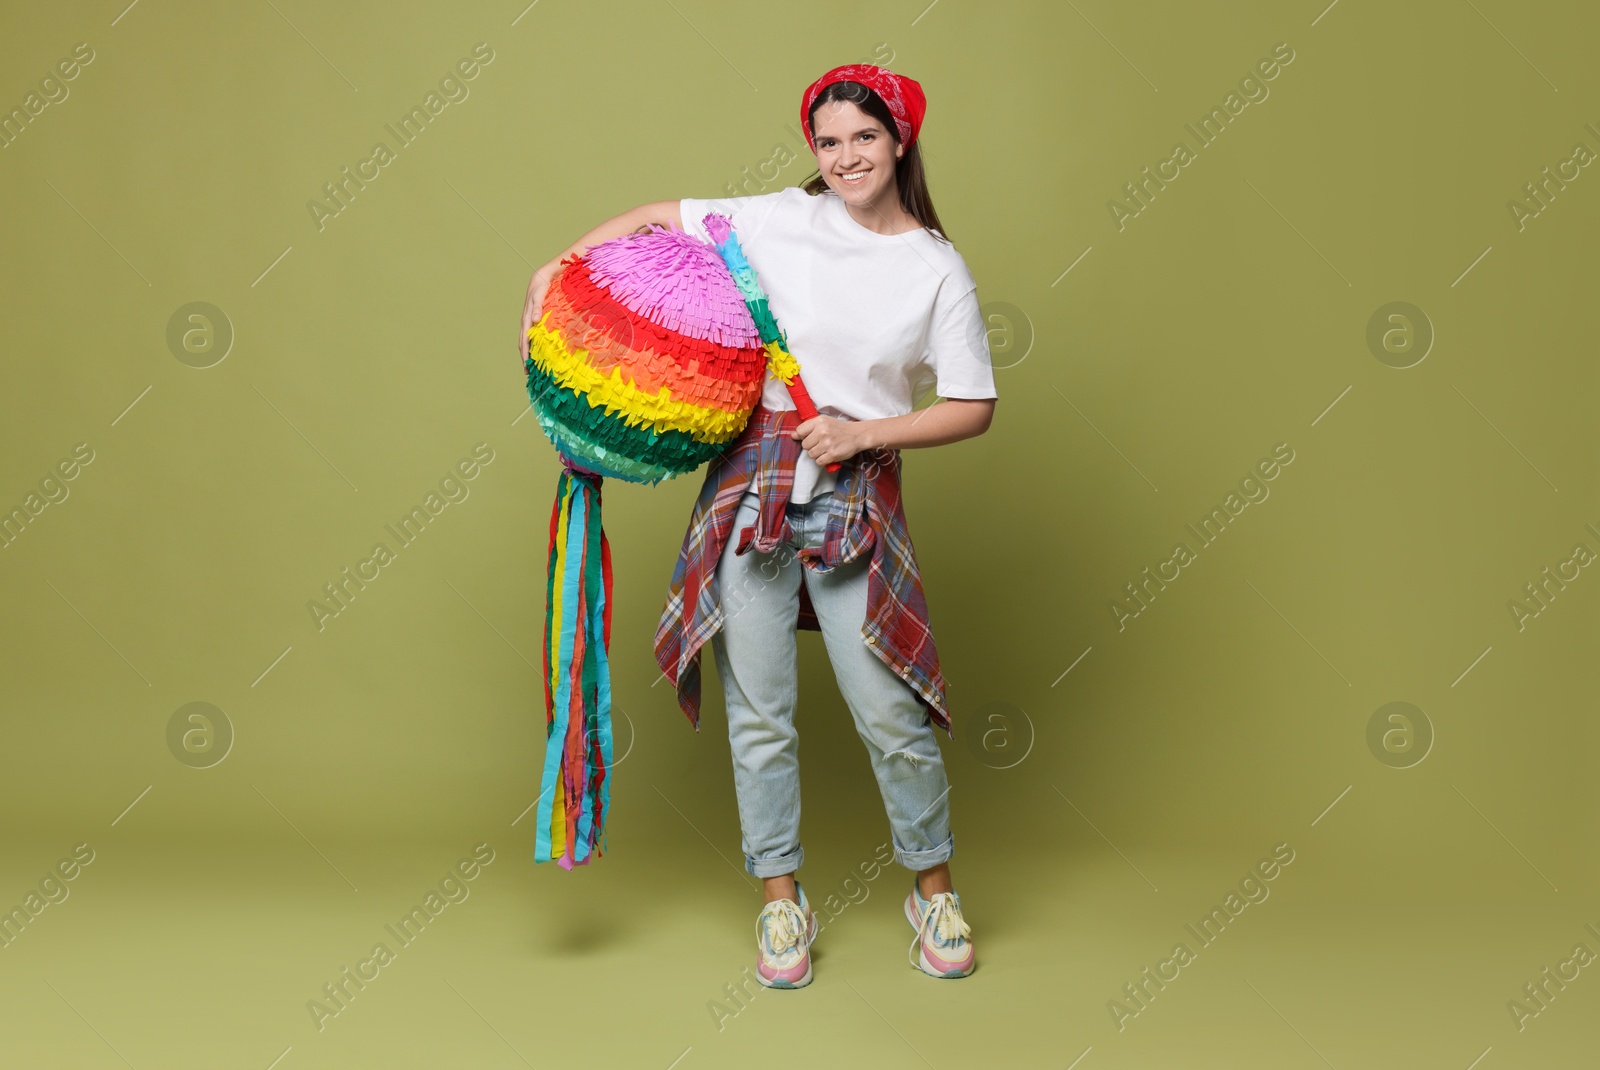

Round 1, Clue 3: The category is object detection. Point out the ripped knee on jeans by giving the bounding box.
[884,746,930,766]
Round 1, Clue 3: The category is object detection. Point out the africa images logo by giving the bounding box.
[307,44,496,232]
[1107,42,1297,232]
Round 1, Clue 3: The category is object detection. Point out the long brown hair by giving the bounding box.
[799,80,951,244]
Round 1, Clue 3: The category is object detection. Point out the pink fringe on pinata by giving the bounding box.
[583,224,760,349]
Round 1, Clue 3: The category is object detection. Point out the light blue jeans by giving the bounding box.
[709,487,955,879]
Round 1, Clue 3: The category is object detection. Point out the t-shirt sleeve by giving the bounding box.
[914,281,998,402]
[676,188,791,244]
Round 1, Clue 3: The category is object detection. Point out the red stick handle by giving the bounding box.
[783,376,841,472]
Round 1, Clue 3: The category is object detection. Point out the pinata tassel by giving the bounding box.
[533,464,615,868]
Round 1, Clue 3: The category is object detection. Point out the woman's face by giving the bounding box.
[809,100,903,209]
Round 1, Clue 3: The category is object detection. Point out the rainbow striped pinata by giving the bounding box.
[523,220,771,868]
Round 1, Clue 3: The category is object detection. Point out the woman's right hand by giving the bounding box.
[518,203,678,366]
[519,262,555,367]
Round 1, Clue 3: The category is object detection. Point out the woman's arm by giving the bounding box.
[793,398,995,466]
[518,201,685,363]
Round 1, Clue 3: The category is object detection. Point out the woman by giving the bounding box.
[519,65,996,987]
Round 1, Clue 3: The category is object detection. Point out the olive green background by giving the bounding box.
[2,0,1597,1066]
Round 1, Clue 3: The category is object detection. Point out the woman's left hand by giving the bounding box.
[791,415,865,466]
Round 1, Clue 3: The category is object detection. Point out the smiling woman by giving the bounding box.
[519,61,996,988]
[798,73,948,241]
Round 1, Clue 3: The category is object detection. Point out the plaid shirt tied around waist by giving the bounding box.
[653,404,953,738]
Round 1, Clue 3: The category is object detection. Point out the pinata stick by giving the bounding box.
[701,214,841,473]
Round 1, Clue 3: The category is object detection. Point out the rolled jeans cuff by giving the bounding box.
[893,830,953,871]
[746,844,805,879]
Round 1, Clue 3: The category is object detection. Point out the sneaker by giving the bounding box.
[905,878,975,977]
[755,880,819,989]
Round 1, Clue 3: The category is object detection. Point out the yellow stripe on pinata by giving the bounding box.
[528,321,752,442]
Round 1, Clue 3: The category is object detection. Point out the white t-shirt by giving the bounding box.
[676,186,997,503]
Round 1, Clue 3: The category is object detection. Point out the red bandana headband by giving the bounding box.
[799,64,927,154]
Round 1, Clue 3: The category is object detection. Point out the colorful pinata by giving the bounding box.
[525,224,771,485]
[523,219,772,869]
